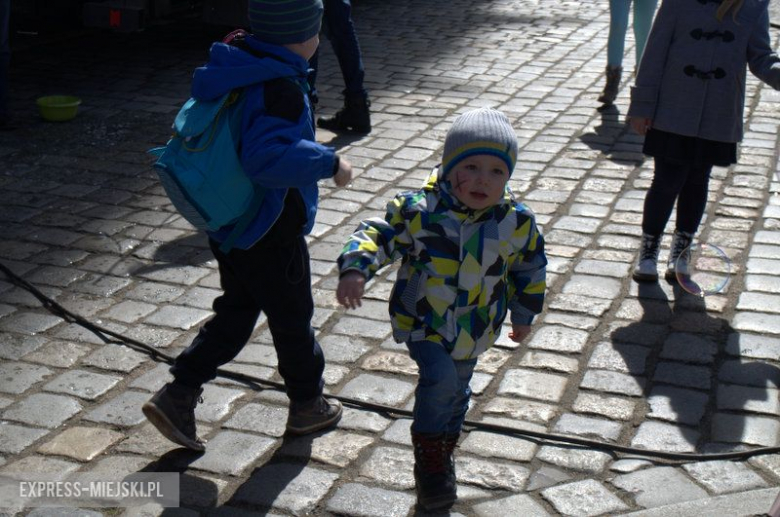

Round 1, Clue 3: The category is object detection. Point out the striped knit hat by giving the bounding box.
[248,0,323,45]
[442,108,518,177]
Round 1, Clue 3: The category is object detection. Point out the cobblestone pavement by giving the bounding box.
[2,0,780,515]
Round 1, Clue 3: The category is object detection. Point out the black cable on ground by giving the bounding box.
[2,261,779,463]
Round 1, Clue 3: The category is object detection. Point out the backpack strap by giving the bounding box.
[218,185,267,254]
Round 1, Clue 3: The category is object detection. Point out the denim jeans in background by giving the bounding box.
[308,0,366,102]
[407,340,478,435]
[0,0,11,118]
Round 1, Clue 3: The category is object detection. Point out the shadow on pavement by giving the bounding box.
[611,281,780,453]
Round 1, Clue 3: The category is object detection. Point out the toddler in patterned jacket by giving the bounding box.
[336,107,547,511]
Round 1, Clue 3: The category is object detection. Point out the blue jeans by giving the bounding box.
[607,0,657,67]
[0,0,10,118]
[407,340,478,435]
[308,0,366,102]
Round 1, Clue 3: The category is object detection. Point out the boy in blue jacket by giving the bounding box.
[142,0,352,451]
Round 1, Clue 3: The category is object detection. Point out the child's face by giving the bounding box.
[448,154,510,210]
[285,34,320,61]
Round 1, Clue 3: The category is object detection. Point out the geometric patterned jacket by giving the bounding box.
[338,167,547,360]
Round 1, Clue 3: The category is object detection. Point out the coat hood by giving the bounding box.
[191,37,309,101]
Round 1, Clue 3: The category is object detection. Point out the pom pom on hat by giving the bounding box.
[248,0,323,45]
[441,108,518,176]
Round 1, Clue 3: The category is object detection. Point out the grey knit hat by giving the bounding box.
[441,108,518,176]
[248,0,323,45]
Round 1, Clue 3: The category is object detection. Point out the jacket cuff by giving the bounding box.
[509,302,535,326]
[627,85,658,119]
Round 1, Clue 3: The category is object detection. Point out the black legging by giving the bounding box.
[641,155,713,236]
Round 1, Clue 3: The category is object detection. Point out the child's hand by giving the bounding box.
[628,116,652,135]
[509,324,531,343]
[337,271,365,309]
[333,158,353,187]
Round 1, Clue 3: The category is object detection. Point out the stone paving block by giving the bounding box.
[84,390,150,427]
[125,281,186,304]
[553,413,622,441]
[726,332,780,360]
[547,293,612,317]
[128,363,173,392]
[3,393,82,429]
[572,392,636,421]
[536,445,612,474]
[81,344,147,373]
[498,368,569,403]
[325,483,416,517]
[89,455,153,475]
[331,315,392,340]
[527,325,589,353]
[659,332,718,364]
[0,334,47,360]
[683,460,768,495]
[647,385,709,426]
[718,358,780,388]
[0,311,63,335]
[579,369,645,397]
[574,259,630,278]
[135,265,211,286]
[459,430,537,462]
[143,305,211,331]
[359,446,414,489]
[542,479,629,516]
[711,412,780,446]
[279,430,375,468]
[561,274,622,299]
[0,423,49,454]
[631,421,700,453]
[525,464,573,491]
[456,455,531,491]
[473,493,552,516]
[123,325,182,350]
[316,334,372,364]
[231,462,339,514]
[361,350,417,376]
[587,341,649,374]
[619,487,779,517]
[338,373,415,407]
[339,406,392,434]
[543,312,600,331]
[115,422,212,457]
[233,343,278,366]
[733,311,780,335]
[380,418,412,446]
[43,369,122,401]
[25,266,87,288]
[653,362,712,390]
[37,426,124,461]
[482,396,558,424]
[610,466,708,509]
[196,384,246,423]
[26,508,103,517]
[738,292,780,314]
[607,320,668,347]
[223,402,288,438]
[519,351,580,374]
[100,300,158,323]
[745,273,780,294]
[473,347,511,374]
[187,430,275,476]
[717,383,780,415]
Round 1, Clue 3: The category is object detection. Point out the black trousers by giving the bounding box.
[170,235,324,402]
[641,155,713,237]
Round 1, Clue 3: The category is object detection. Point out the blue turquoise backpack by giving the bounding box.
[149,89,265,253]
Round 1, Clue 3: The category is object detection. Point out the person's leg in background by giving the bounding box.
[599,0,630,104]
[315,0,371,133]
[632,0,658,69]
[0,0,13,129]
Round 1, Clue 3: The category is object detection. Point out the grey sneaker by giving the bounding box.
[286,395,343,435]
[142,382,205,451]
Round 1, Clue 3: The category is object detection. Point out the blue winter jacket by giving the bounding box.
[191,36,338,249]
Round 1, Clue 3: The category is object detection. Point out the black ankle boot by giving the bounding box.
[142,382,205,451]
[412,431,457,511]
[317,93,371,133]
[598,65,623,104]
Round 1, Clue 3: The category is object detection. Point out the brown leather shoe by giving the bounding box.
[286,395,342,435]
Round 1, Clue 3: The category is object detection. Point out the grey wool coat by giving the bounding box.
[628,0,780,143]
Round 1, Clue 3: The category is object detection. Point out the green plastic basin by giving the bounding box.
[37,95,82,122]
